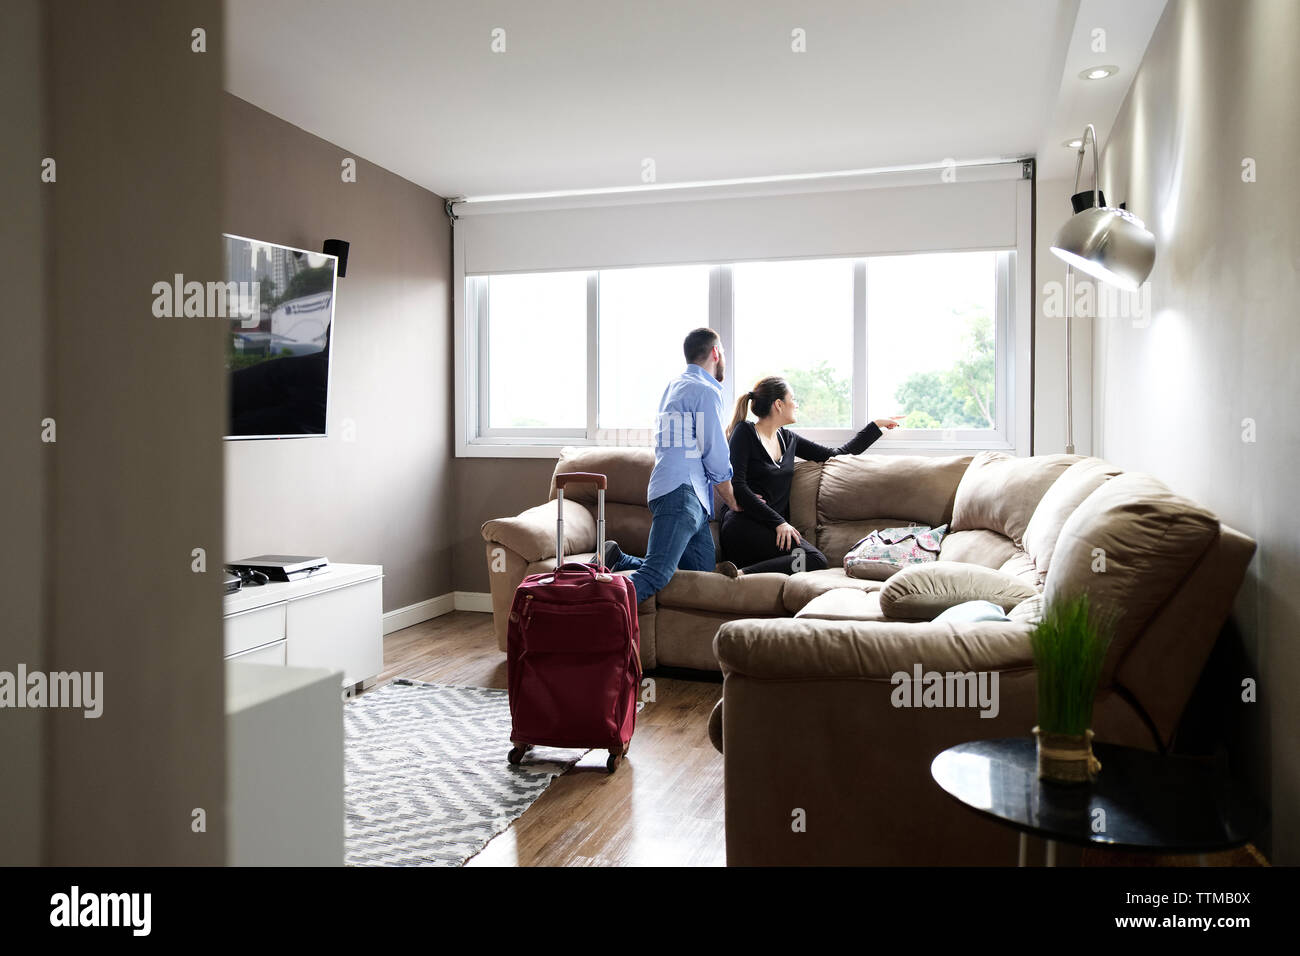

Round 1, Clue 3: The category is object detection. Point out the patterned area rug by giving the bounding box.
[344,678,586,866]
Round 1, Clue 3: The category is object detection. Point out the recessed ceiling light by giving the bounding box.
[1063,138,1084,149]
[1080,65,1118,80]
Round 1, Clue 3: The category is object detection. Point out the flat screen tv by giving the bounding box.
[223,233,338,439]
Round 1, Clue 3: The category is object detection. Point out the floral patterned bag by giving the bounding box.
[843,524,949,580]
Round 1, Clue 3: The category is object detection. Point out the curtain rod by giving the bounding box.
[449,157,1033,216]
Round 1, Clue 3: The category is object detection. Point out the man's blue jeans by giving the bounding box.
[607,483,715,605]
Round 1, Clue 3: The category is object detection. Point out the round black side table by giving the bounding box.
[931,737,1267,866]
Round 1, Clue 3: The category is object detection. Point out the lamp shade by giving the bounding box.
[1050,206,1155,291]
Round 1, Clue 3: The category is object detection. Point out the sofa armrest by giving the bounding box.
[480,497,597,565]
[714,617,1036,680]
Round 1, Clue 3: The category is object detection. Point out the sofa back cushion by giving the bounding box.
[951,451,1079,547]
[1044,472,1221,680]
[817,454,970,529]
[790,460,823,545]
[549,445,654,507]
[938,529,1020,569]
[1022,457,1124,584]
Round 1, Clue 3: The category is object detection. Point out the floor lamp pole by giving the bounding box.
[1065,263,1075,455]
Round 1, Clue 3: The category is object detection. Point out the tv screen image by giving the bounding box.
[224,233,337,439]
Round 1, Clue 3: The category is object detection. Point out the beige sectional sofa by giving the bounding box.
[481,444,1255,865]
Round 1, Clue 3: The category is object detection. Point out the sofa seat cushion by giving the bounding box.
[1008,593,1044,625]
[794,588,887,622]
[655,569,788,616]
[997,549,1041,589]
[879,562,1040,621]
[951,451,1079,548]
[782,567,883,614]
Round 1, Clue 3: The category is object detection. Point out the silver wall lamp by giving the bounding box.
[1050,124,1156,453]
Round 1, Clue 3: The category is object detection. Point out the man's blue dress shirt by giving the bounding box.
[646,364,733,518]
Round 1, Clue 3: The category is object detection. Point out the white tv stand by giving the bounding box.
[223,563,383,690]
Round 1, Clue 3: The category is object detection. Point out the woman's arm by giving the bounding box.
[791,421,884,463]
[729,425,789,528]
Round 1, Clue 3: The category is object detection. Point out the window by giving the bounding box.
[598,264,711,430]
[731,258,855,428]
[867,252,1001,433]
[483,271,587,430]
[464,250,1015,452]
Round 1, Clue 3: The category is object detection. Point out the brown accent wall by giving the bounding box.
[1096,0,1299,863]
[222,94,453,612]
[452,458,558,592]
[39,0,225,864]
[0,0,48,866]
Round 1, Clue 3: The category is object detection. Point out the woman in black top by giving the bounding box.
[718,376,903,576]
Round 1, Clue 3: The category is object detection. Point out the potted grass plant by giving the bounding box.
[1030,593,1114,784]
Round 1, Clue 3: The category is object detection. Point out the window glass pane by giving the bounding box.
[731,258,854,428]
[598,264,712,431]
[486,271,587,428]
[867,252,999,431]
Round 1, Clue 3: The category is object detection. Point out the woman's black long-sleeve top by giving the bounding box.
[719,420,883,529]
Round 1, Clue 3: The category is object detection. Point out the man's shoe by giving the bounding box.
[714,560,743,578]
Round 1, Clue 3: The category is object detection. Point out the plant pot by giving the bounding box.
[1033,726,1101,785]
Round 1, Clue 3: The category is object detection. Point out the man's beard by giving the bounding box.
[713,356,725,383]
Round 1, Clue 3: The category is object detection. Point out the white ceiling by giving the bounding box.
[225,0,1162,199]
[1036,0,1167,180]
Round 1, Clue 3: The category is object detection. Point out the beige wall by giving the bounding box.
[1034,175,1095,457]
[33,0,225,864]
[222,95,453,612]
[1096,0,1298,862]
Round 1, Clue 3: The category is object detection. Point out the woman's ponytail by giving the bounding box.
[726,390,752,440]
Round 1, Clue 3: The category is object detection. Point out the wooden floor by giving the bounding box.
[363,609,1267,868]
[362,610,727,867]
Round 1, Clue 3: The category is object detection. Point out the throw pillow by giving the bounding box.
[879,562,1040,620]
[844,524,949,580]
[933,600,1012,624]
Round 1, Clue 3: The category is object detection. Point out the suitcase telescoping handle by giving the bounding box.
[554,472,607,572]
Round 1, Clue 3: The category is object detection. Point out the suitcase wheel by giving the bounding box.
[507,744,532,765]
[606,743,629,774]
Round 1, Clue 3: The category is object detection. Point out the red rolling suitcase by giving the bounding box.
[506,471,641,773]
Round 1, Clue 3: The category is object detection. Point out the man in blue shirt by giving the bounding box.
[604,328,740,604]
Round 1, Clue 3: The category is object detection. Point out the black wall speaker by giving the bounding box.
[1069,189,1108,214]
[323,238,350,277]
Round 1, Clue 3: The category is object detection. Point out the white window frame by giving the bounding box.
[454,181,1033,458]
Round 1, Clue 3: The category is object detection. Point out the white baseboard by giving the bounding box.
[382,591,493,634]
[453,591,493,613]
[382,594,453,634]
